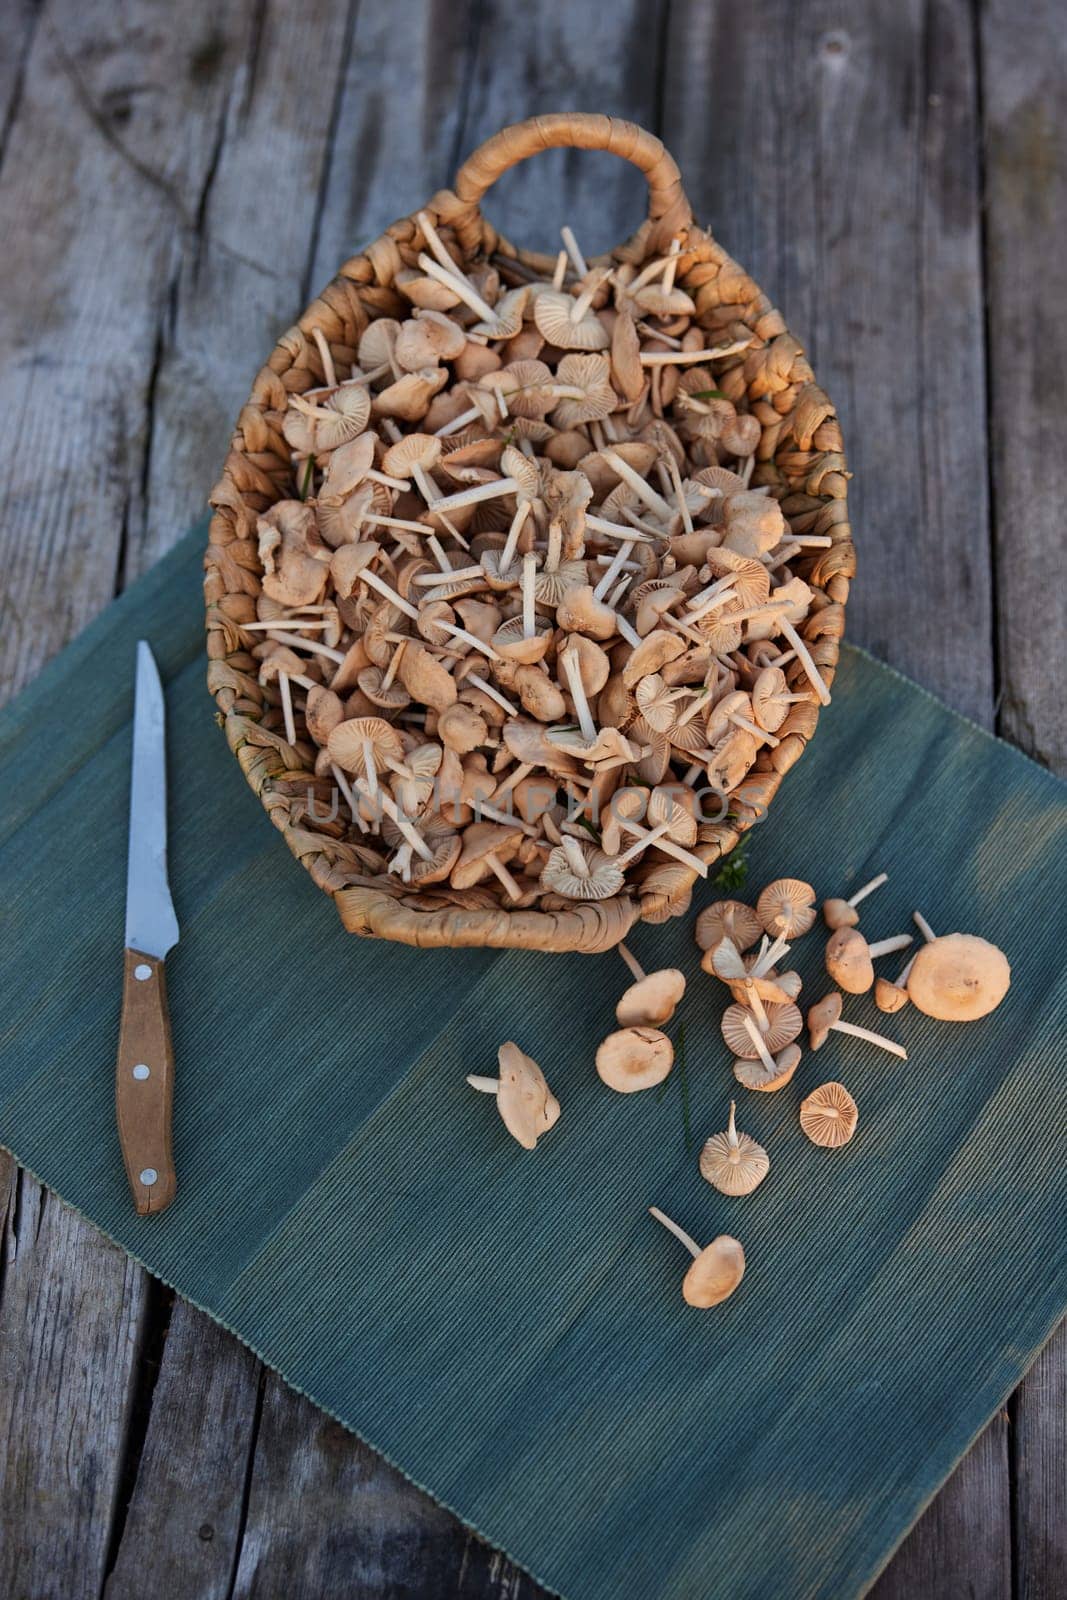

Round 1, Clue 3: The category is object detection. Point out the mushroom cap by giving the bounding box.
[822,896,860,930]
[694,899,763,954]
[807,990,843,1049]
[799,1082,859,1148]
[533,290,610,351]
[327,715,405,776]
[495,1041,561,1150]
[874,976,910,1014]
[733,1043,802,1092]
[595,1027,674,1093]
[436,701,488,755]
[615,968,686,1028]
[906,934,1011,1021]
[756,877,817,938]
[699,1106,769,1195]
[682,1236,746,1308]
[451,821,524,889]
[825,926,874,995]
[722,1001,803,1057]
[540,841,625,901]
[750,666,794,732]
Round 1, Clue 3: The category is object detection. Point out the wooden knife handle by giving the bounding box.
[116,948,176,1214]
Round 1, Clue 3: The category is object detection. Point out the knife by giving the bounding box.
[116,641,180,1214]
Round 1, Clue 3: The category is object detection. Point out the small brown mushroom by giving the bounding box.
[733,1042,802,1093]
[799,1082,859,1148]
[756,878,817,939]
[466,1042,560,1150]
[906,930,1011,1021]
[648,1208,746,1308]
[874,952,917,1014]
[825,926,913,995]
[694,899,763,954]
[699,1102,769,1195]
[614,943,686,1027]
[807,992,907,1059]
[722,1000,802,1059]
[451,821,525,902]
[596,1028,674,1093]
[822,871,888,930]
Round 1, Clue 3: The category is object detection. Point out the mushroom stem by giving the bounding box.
[741,1013,778,1075]
[730,710,780,747]
[351,779,434,861]
[380,638,407,690]
[491,762,533,803]
[473,801,538,837]
[468,674,519,717]
[661,612,708,647]
[570,268,611,322]
[522,551,537,639]
[602,451,674,520]
[434,405,483,438]
[745,985,770,1032]
[561,647,598,744]
[551,250,568,290]
[778,619,832,705]
[685,579,739,622]
[362,738,379,802]
[751,935,791,976]
[726,1099,740,1148]
[648,1206,702,1261]
[265,630,346,663]
[278,672,297,746]
[484,854,523,901]
[867,934,913,959]
[311,327,337,390]
[617,818,708,876]
[356,568,421,622]
[662,237,681,294]
[848,872,888,908]
[830,1020,907,1060]
[437,622,501,662]
[913,910,937,942]
[561,224,587,277]
[416,252,497,323]
[592,539,636,600]
[500,499,532,571]
[429,476,520,515]
[330,763,368,834]
[639,341,751,365]
[617,942,646,984]
[585,513,655,545]
[466,1074,500,1094]
[613,820,673,868]
[614,613,642,649]
[366,467,412,492]
[663,450,694,534]
[896,953,918,986]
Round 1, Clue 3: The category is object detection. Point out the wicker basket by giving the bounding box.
[204,113,853,954]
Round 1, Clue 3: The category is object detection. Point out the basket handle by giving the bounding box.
[452,113,693,246]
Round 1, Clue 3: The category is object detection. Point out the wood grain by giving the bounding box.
[0,1151,148,1600]
[116,948,177,1215]
[0,0,1062,1595]
[981,8,1067,1597]
[662,0,994,727]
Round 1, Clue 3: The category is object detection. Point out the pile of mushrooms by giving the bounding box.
[244,217,834,920]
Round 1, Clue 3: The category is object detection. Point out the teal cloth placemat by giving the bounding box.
[1,525,1065,1600]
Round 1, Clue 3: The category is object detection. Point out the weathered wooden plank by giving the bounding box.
[663,5,1010,1597]
[102,1300,261,1599]
[979,7,1067,1595]
[663,0,995,728]
[0,6,258,1598]
[0,0,255,698]
[1013,1325,1067,1600]
[981,0,1067,773]
[0,1154,149,1600]
[0,0,39,150]
[136,0,357,577]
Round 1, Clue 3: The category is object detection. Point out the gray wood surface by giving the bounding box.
[0,1,1062,1597]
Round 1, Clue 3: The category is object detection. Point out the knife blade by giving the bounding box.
[116,641,179,1214]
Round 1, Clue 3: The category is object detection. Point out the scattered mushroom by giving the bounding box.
[466,1042,560,1149]
[799,1082,859,1148]
[906,924,1011,1021]
[596,1028,674,1093]
[699,1102,770,1195]
[824,926,914,995]
[806,992,907,1059]
[822,871,888,930]
[694,899,764,953]
[648,1208,746,1307]
[756,878,817,939]
[614,944,687,1027]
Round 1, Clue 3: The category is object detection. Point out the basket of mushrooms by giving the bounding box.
[204,113,854,953]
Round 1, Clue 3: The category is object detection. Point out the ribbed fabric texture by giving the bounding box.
[1,526,1064,1600]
